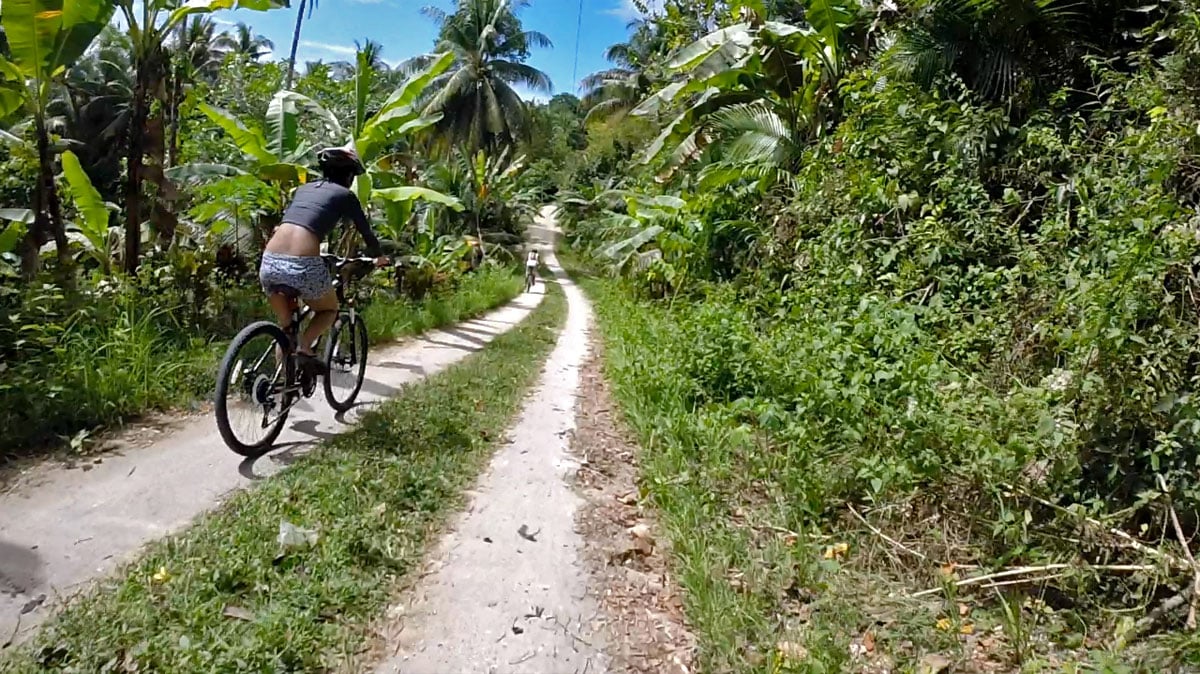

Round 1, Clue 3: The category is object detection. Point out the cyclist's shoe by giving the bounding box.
[297,352,328,377]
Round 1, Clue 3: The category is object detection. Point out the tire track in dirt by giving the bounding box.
[370,211,606,673]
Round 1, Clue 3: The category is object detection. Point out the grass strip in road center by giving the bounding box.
[0,280,566,673]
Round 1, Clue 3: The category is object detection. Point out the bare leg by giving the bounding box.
[299,289,339,355]
[267,292,295,363]
[267,292,294,331]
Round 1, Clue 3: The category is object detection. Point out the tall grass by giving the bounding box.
[0,267,524,459]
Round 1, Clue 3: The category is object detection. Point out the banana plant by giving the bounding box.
[167,88,342,238]
[0,0,115,278]
[632,0,861,186]
[350,49,454,203]
[0,210,35,257]
[116,0,286,272]
[60,150,120,273]
[346,48,463,249]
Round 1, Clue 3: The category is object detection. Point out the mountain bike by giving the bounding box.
[214,255,377,456]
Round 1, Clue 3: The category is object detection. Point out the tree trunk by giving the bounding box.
[19,164,49,280]
[38,120,71,275]
[19,118,71,282]
[147,45,178,245]
[125,63,151,274]
[284,0,306,90]
[167,66,182,167]
[167,19,187,168]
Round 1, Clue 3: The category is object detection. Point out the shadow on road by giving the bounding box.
[290,419,339,441]
[236,441,316,480]
[417,338,482,353]
[441,327,489,347]
[0,540,44,597]
[360,377,401,398]
[375,361,426,375]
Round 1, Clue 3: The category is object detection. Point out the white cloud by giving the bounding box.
[299,40,357,57]
[212,17,238,26]
[604,0,662,22]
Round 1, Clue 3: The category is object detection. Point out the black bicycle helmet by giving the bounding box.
[317,143,366,177]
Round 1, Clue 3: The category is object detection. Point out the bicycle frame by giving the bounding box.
[261,257,373,421]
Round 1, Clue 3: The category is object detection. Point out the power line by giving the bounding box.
[572,0,584,91]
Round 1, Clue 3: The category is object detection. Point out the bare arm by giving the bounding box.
[344,192,382,257]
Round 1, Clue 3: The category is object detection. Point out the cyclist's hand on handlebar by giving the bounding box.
[374,256,391,268]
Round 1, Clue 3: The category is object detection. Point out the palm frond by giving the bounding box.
[489,59,552,91]
[707,101,794,165]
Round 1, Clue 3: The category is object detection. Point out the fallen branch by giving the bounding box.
[909,563,1157,599]
[1135,585,1195,634]
[848,504,929,562]
[1003,483,1189,571]
[1157,474,1200,631]
[979,573,1070,591]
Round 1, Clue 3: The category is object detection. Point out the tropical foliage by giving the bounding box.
[558,0,1200,668]
[0,0,552,459]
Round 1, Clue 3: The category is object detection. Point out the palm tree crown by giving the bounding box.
[233,23,274,61]
[581,20,661,123]
[417,0,554,153]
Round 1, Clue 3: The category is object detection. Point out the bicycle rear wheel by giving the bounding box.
[215,322,294,456]
[324,315,369,413]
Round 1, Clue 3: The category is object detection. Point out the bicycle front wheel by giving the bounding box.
[215,322,294,456]
[324,315,369,413]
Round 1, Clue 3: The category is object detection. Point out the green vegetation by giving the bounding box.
[558,0,1200,669]
[0,0,554,461]
[0,277,564,673]
[0,267,522,459]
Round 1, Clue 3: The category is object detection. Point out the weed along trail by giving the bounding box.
[372,210,605,673]
[0,277,547,646]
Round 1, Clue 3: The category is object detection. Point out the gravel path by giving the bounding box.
[372,210,607,673]
[0,259,547,645]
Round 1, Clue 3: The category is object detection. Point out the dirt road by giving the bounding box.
[0,251,548,645]
[372,210,607,673]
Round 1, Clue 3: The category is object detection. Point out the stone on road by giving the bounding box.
[374,211,605,673]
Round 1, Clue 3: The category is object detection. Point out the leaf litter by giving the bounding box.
[569,346,696,674]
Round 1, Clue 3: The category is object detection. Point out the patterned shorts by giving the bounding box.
[259,252,332,300]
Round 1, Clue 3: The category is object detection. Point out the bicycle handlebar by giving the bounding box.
[321,254,379,266]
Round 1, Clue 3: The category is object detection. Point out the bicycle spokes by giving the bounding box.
[221,333,290,448]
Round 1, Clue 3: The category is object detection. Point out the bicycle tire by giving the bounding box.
[323,315,369,413]
[215,321,294,456]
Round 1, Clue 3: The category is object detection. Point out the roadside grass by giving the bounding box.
[0,266,523,461]
[0,275,562,673]
[557,250,1195,673]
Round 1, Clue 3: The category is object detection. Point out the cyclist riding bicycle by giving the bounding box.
[258,143,389,370]
[525,248,539,279]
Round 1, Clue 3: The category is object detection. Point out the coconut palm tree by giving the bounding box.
[416,0,553,153]
[179,17,236,81]
[51,27,135,203]
[580,21,661,122]
[232,22,274,61]
[284,0,318,89]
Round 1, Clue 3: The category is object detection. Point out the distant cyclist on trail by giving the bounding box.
[258,143,389,370]
[525,248,539,289]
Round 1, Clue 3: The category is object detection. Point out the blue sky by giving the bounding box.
[218,0,651,99]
